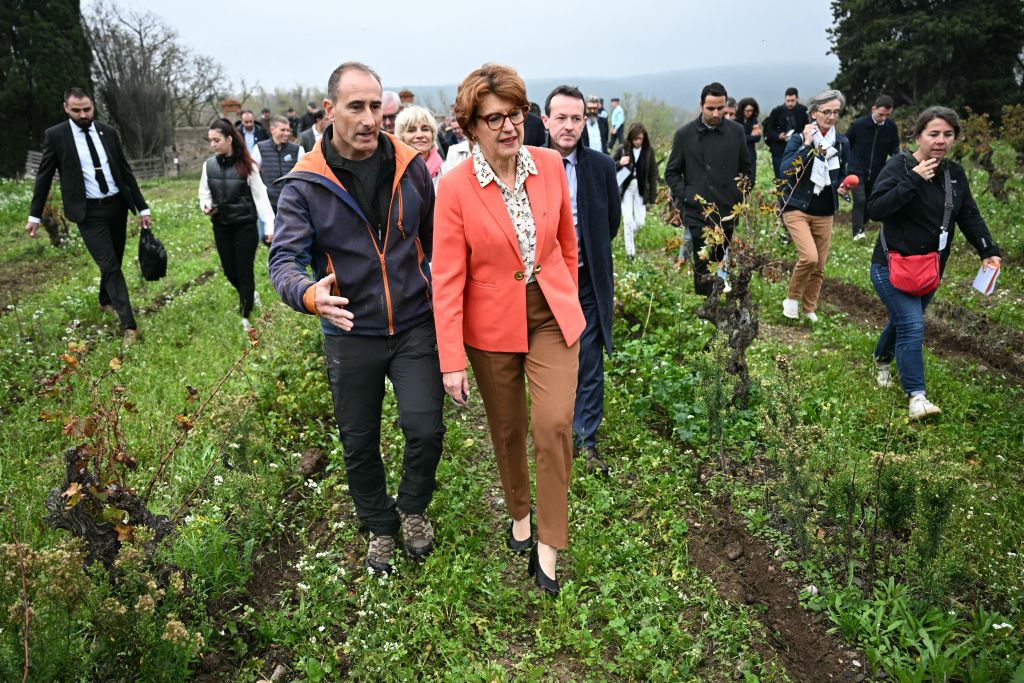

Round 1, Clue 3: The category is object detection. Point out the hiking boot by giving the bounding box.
[399,512,434,560]
[365,532,396,574]
[852,231,867,241]
[875,361,893,388]
[582,446,609,476]
[908,394,941,421]
[782,298,799,320]
[123,328,141,346]
[100,303,116,315]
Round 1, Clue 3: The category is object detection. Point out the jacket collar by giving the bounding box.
[290,127,419,195]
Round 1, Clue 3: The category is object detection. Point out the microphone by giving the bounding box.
[840,175,859,189]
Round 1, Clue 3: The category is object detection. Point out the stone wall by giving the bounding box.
[167,127,209,176]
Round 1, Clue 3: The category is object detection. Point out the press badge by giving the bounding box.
[938,228,948,251]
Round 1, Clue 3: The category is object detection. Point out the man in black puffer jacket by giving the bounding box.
[664,82,751,296]
[253,115,300,243]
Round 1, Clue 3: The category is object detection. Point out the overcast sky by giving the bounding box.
[93,0,838,91]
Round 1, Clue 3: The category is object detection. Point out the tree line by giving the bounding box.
[1,0,1022,178]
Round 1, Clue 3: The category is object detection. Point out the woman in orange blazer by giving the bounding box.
[433,64,585,596]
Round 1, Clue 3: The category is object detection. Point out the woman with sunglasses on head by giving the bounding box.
[199,118,275,332]
[432,64,584,597]
[779,89,850,323]
[867,106,1001,420]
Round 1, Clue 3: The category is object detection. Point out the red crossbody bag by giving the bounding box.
[879,160,952,297]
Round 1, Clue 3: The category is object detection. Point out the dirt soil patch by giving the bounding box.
[687,502,867,682]
[0,255,73,313]
[820,278,1024,382]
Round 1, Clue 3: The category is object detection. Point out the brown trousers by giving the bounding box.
[784,210,834,313]
[466,283,580,549]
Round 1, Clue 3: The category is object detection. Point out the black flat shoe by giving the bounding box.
[527,543,559,596]
[507,509,533,554]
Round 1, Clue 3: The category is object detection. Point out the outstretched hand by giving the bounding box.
[313,273,354,331]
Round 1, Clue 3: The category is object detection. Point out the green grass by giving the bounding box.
[1,152,1021,681]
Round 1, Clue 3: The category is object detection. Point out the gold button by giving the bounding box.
[535,264,542,273]
[514,271,524,280]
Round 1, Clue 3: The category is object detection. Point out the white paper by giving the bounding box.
[616,167,631,187]
[972,264,1000,296]
[938,229,948,251]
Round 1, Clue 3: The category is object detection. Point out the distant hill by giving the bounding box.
[398,62,839,115]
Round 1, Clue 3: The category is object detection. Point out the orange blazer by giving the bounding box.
[432,145,586,373]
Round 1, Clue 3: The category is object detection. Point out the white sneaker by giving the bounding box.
[853,232,867,241]
[241,317,252,332]
[782,298,799,320]
[908,394,941,420]
[875,361,892,388]
[804,311,818,323]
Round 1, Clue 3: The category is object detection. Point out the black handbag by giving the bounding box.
[138,229,167,281]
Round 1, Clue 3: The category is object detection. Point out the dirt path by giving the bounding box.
[687,502,865,682]
[820,278,1024,382]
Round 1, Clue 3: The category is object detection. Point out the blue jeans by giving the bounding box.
[870,262,935,396]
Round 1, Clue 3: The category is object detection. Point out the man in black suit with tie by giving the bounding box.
[26,87,152,343]
[543,85,621,475]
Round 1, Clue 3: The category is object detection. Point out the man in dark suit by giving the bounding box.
[580,95,610,154]
[543,85,621,475]
[26,87,151,343]
[299,108,327,155]
[522,103,547,147]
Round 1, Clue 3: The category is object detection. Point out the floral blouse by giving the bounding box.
[472,143,538,283]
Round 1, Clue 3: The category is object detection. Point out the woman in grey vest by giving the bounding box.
[199,118,276,332]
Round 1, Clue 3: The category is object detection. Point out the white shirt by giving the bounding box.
[585,118,603,153]
[242,128,257,152]
[297,128,323,161]
[28,120,151,224]
[197,161,276,236]
[73,120,120,199]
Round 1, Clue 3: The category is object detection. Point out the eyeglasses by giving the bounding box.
[477,107,527,131]
[382,113,398,122]
[818,109,841,118]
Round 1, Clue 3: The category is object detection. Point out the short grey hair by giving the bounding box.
[807,89,846,114]
[327,62,382,103]
[268,114,290,129]
[395,105,438,139]
[382,90,401,110]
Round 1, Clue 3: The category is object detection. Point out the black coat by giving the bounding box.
[235,121,269,144]
[29,120,148,224]
[846,114,900,186]
[523,112,547,147]
[763,103,809,155]
[664,118,751,227]
[580,116,609,155]
[569,144,621,353]
[868,153,1000,270]
[611,142,658,205]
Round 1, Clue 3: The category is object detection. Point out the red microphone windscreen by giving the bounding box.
[842,175,860,188]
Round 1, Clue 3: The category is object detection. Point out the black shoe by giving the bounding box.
[527,543,559,596]
[507,509,533,554]
[583,446,609,476]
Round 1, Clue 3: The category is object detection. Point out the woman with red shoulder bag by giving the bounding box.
[867,106,1002,420]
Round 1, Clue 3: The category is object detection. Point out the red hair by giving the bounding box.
[454,64,529,142]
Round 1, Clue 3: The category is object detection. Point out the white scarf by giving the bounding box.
[810,125,840,195]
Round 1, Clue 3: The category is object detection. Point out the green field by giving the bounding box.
[1,149,1022,682]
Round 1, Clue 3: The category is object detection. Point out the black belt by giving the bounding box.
[86,194,122,206]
